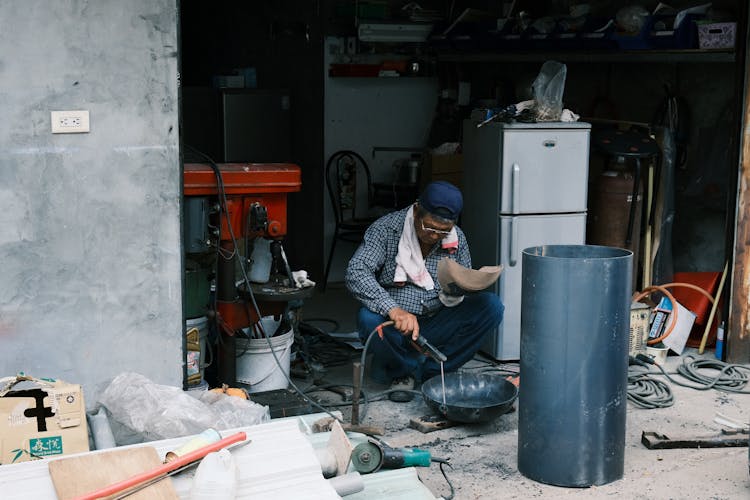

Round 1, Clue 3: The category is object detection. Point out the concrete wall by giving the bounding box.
[0,0,182,406]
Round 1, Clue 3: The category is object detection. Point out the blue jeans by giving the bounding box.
[357,292,504,384]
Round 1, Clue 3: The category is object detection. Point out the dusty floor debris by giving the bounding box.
[301,285,750,499]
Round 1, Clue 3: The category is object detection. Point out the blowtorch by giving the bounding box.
[411,335,447,363]
[374,320,447,363]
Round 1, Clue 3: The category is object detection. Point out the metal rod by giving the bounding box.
[625,158,641,246]
[351,361,362,425]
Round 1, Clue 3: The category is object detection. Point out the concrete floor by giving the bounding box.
[297,283,750,499]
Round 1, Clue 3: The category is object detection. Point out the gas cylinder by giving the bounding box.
[589,168,643,248]
[588,168,642,289]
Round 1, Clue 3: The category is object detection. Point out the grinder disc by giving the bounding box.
[351,441,383,474]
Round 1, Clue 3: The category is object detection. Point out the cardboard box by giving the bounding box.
[429,153,463,174]
[424,153,464,189]
[0,375,89,464]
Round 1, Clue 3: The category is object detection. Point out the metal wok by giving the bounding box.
[421,371,518,423]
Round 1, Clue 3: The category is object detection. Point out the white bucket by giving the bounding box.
[186,316,212,386]
[186,379,209,393]
[236,325,294,393]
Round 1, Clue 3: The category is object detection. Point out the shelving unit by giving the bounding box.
[436,49,736,64]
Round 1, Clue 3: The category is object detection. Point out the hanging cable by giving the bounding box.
[437,460,455,500]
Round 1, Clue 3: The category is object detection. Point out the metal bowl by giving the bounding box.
[421,371,518,423]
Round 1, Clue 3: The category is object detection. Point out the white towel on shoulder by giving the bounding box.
[394,206,458,290]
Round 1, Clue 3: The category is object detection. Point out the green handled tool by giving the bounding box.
[351,441,434,474]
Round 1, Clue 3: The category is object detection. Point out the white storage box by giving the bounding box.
[697,22,736,49]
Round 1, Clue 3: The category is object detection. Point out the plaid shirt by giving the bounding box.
[345,207,472,317]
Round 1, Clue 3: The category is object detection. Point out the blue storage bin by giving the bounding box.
[580,17,618,51]
[446,21,481,51]
[649,13,702,49]
[610,15,653,50]
[523,29,554,50]
[521,17,558,50]
[497,30,524,50]
[551,31,582,50]
[544,16,587,50]
[477,18,524,50]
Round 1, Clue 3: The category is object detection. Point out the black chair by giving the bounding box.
[324,150,380,290]
[593,127,660,246]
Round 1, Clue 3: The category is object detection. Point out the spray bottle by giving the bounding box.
[715,321,725,360]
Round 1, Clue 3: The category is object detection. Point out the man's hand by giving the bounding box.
[387,307,419,341]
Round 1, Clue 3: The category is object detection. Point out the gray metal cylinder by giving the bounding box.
[518,245,632,487]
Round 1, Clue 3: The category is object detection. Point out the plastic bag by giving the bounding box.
[97,372,269,445]
[615,5,650,34]
[532,61,567,122]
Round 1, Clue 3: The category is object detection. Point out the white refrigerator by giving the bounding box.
[462,121,591,360]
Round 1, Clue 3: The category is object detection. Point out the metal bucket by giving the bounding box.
[518,245,632,487]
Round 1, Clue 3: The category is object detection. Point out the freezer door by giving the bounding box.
[482,213,586,360]
[500,128,590,215]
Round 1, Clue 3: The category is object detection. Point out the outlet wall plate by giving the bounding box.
[51,110,90,134]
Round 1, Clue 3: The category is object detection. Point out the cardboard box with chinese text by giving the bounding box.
[0,375,89,464]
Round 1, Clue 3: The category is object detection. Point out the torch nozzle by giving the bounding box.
[413,336,447,363]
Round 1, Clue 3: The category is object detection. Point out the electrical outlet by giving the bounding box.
[51,110,90,134]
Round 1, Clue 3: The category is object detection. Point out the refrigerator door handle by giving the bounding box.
[512,163,520,214]
[509,217,519,267]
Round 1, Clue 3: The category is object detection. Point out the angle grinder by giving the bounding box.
[350,440,434,474]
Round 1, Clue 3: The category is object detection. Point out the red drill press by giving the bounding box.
[184,162,304,386]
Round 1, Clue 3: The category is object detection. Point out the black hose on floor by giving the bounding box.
[628,353,750,410]
[627,369,674,409]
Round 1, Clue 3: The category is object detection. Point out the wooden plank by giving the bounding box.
[729,12,750,363]
[48,446,178,500]
[408,415,457,434]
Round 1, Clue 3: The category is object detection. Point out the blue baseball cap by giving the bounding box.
[419,181,463,221]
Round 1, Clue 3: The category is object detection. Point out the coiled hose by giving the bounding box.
[628,353,750,410]
[628,369,674,409]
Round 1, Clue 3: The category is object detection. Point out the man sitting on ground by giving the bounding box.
[345,181,504,390]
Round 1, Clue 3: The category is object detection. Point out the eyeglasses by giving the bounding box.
[420,220,452,236]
